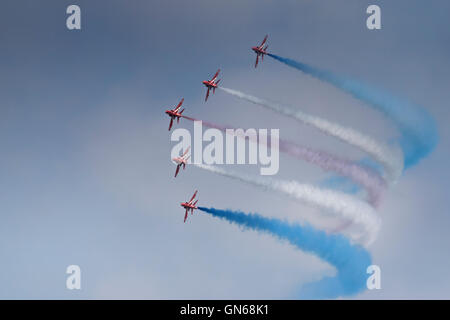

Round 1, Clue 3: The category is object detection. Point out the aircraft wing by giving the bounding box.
[168,118,174,131]
[189,190,198,203]
[211,69,220,81]
[174,98,184,112]
[182,146,190,157]
[259,35,268,48]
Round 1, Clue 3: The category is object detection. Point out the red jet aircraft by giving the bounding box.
[165,98,185,131]
[202,69,221,101]
[181,190,198,222]
[251,35,268,68]
[173,146,190,178]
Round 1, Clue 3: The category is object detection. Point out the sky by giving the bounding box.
[1,0,450,299]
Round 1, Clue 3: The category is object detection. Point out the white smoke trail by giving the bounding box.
[219,87,403,183]
[194,163,380,246]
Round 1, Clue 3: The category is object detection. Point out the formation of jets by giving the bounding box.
[163,36,269,221]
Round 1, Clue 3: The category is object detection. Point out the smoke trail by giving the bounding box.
[183,115,385,207]
[280,140,385,206]
[267,53,438,168]
[219,87,403,183]
[198,206,372,299]
[194,163,380,246]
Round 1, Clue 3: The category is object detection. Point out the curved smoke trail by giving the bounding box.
[198,207,372,299]
[219,87,403,183]
[183,115,386,207]
[194,163,380,246]
[267,53,438,168]
[280,140,385,207]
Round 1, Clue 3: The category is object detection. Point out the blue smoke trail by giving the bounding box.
[268,53,438,169]
[198,206,372,299]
